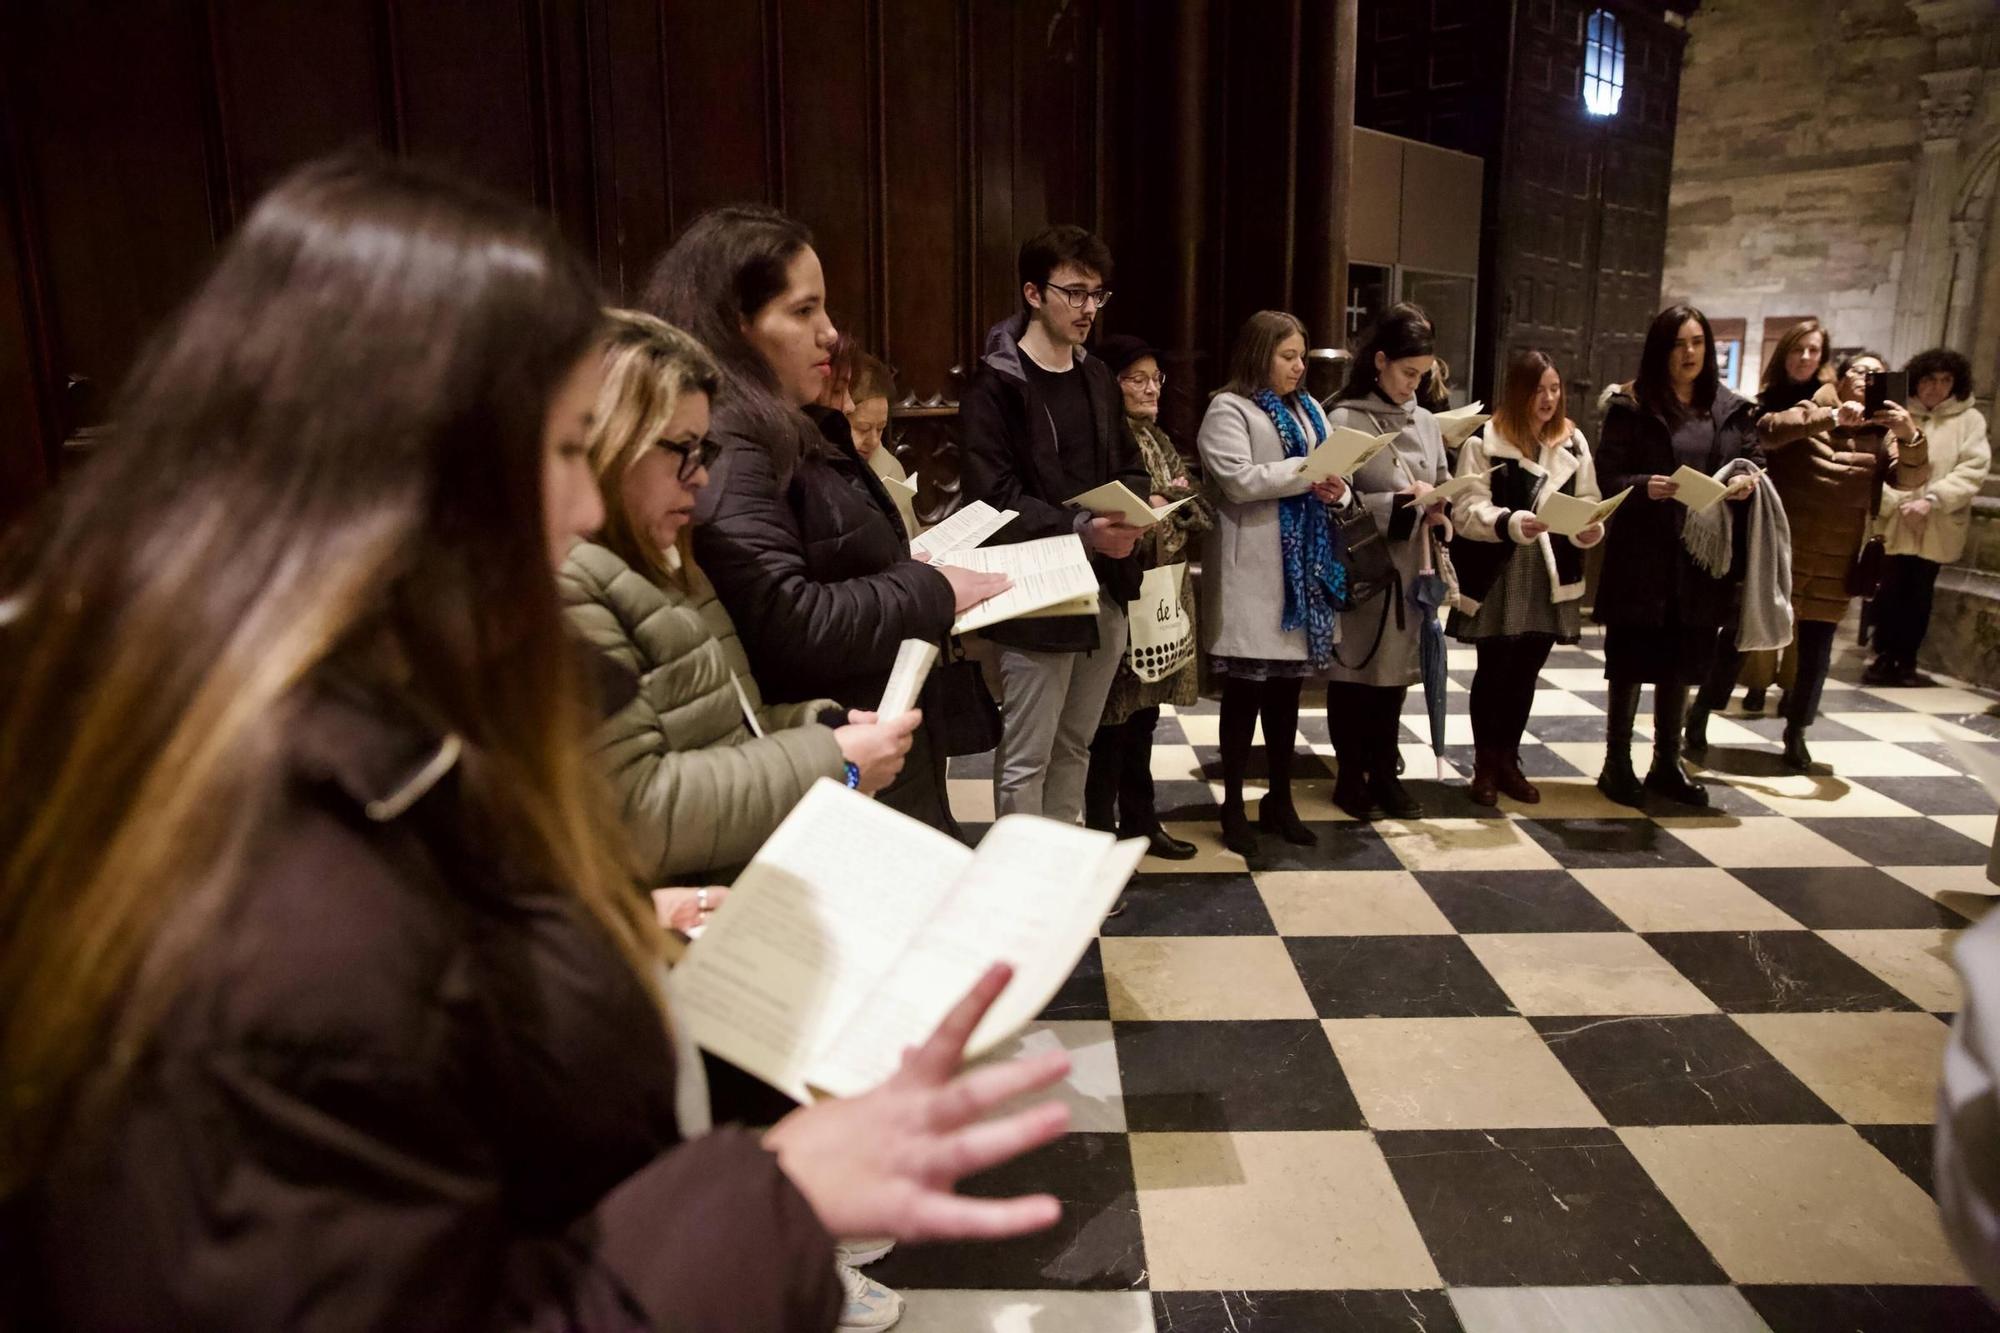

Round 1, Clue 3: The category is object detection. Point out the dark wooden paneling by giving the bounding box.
[386,0,542,205]
[659,0,773,224]
[776,0,877,351]
[879,0,967,399]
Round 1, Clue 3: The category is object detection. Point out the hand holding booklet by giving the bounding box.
[1668,465,1730,514]
[1300,427,1399,483]
[669,780,1146,1102]
[939,534,1100,634]
[1413,471,1487,509]
[1536,485,1632,537]
[1065,480,1193,529]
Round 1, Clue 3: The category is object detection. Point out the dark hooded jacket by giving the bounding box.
[7,678,841,1332]
[1593,384,1763,631]
[958,312,1147,652]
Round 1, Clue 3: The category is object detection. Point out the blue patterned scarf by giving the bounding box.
[1253,388,1346,665]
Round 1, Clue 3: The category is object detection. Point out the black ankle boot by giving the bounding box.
[1683,703,1710,757]
[1258,797,1317,846]
[1782,724,1814,773]
[1333,766,1377,821]
[1597,680,1645,807]
[1647,685,1710,806]
[1219,801,1258,856]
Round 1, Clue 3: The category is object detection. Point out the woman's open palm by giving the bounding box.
[763,964,1072,1243]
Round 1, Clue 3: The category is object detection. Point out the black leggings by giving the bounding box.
[1874,555,1941,670]
[1469,635,1554,754]
[1698,618,1839,727]
[1324,681,1409,777]
[1219,677,1303,810]
[1085,705,1164,834]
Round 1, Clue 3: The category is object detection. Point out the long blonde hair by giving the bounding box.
[588,310,722,585]
[0,156,660,1195]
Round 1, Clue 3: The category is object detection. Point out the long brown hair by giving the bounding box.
[1220,310,1309,399]
[588,309,722,585]
[1760,317,1831,396]
[1492,349,1573,448]
[640,204,827,477]
[0,155,659,1193]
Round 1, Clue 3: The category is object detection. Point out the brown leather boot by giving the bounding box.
[1468,748,1500,807]
[1495,751,1540,804]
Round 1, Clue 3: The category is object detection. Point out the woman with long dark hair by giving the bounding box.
[643,207,1007,835]
[0,156,1069,1331]
[1593,305,1762,807]
[1323,304,1453,821]
[1196,311,1350,854]
[1448,350,1604,805]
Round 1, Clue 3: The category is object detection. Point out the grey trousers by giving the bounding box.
[992,601,1130,823]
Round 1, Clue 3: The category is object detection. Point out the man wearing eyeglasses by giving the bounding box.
[960,225,1151,824]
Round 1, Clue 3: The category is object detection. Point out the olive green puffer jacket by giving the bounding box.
[560,540,846,881]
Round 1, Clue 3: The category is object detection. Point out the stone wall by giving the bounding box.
[1662,0,2000,394]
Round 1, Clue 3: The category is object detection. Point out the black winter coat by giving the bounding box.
[959,313,1147,652]
[1593,387,1763,632]
[693,403,956,709]
[10,679,841,1332]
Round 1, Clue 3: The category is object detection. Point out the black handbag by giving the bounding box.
[1333,500,1397,596]
[924,641,1003,757]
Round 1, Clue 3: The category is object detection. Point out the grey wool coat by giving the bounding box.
[1323,393,1452,687]
[559,540,845,882]
[1196,390,1337,663]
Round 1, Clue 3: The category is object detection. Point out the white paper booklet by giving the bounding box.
[941,533,1100,634]
[1669,465,1730,514]
[670,780,1145,1101]
[1066,480,1194,529]
[1301,427,1399,483]
[909,500,1017,562]
[877,639,939,717]
[1414,471,1488,509]
[1434,402,1491,448]
[1537,485,1632,537]
[881,472,919,497]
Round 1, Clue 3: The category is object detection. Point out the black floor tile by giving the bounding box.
[1521,714,1616,743]
[1285,935,1517,1018]
[1377,1127,1726,1286]
[1518,817,1714,870]
[1950,710,2000,739]
[1037,939,1108,1021]
[1245,822,1405,873]
[866,1132,1143,1290]
[1855,774,1999,815]
[1113,1020,1362,1131]
[1729,866,1974,928]
[1799,816,1992,866]
[1150,1290,1464,1332]
[949,751,994,779]
[1532,1014,1841,1126]
[1855,1122,1937,1197]
[1511,744,1590,778]
[1150,716,1190,745]
[1414,869,1629,934]
[1101,873,1275,936]
[1727,713,1873,742]
[1154,779,1225,820]
[1641,931,1922,1014]
[1741,1284,2000,1333]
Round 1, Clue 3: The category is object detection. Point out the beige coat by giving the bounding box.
[560,540,843,881]
[1877,395,1991,564]
[1196,390,1330,662]
[1452,422,1603,613]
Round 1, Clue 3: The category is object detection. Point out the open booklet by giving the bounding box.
[1413,471,1488,509]
[909,499,1017,562]
[1669,465,1730,514]
[670,780,1146,1101]
[1433,402,1491,449]
[1301,427,1398,483]
[940,533,1100,634]
[1536,485,1632,537]
[1066,480,1194,529]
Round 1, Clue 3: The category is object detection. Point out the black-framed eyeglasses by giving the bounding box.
[1119,371,1166,390]
[657,436,720,482]
[1042,282,1114,311]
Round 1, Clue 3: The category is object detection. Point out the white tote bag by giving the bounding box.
[1126,561,1194,683]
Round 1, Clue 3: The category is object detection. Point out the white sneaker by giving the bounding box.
[834,1236,895,1267]
[836,1262,904,1330]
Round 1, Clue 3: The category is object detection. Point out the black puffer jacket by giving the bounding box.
[693,403,956,709]
[10,679,841,1332]
[959,312,1147,652]
[1593,386,1763,631]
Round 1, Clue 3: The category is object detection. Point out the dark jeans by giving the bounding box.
[1470,635,1555,754]
[1085,705,1164,834]
[1698,619,1839,728]
[1874,555,1941,670]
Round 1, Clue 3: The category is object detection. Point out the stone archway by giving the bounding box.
[1946,131,2000,354]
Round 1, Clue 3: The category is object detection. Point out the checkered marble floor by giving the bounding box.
[898,627,2000,1332]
